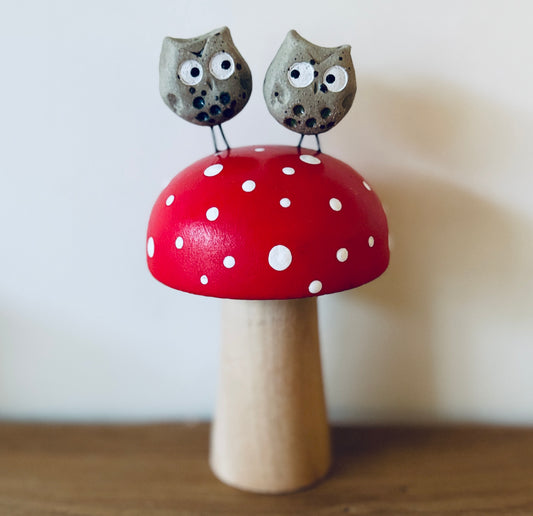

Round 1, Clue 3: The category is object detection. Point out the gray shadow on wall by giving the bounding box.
[321,79,533,422]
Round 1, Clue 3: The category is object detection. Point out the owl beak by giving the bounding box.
[206,78,213,90]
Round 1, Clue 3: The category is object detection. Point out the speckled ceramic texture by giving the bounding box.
[160,27,252,127]
[263,30,356,136]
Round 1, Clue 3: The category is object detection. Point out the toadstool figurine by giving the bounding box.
[147,145,389,493]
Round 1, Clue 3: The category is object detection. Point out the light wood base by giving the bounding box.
[210,297,331,493]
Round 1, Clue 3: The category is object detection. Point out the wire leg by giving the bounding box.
[210,126,219,153]
[315,134,322,153]
[297,134,305,148]
[218,124,230,150]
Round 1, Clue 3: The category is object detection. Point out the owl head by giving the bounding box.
[160,27,252,127]
[263,30,356,136]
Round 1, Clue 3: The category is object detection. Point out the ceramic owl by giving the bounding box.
[263,30,356,141]
[159,27,252,145]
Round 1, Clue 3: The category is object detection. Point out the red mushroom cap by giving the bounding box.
[147,145,389,299]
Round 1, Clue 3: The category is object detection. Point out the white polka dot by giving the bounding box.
[368,236,375,247]
[206,207,219,221]
[282,167,295,175]
[165,195,175,206]
[242,180,256,192]
[299,154,321,165]
[254,147,265,152]
[147,237,154,258]
[309,280,323,294]
[336,248,348,262]
[268,245,292,271]
[223,256,235,268]
[329,198,342,211]
[280,198,291,208]
[175,236,184,249]
[204,164,223,177]
[363,181,372,191]
[200,275,208,285]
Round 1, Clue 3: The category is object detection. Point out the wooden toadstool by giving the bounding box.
[147,145,389,493]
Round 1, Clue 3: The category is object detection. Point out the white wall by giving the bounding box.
[1,0,532,423]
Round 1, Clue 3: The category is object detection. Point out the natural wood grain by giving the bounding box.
[212,298,330,493]
[0,423,532,515]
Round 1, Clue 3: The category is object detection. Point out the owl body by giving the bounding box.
[160,27,252,127]
[263,31,356,136]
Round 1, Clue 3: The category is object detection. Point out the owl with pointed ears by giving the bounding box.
[159,27,252,151]
[263,30,356,151]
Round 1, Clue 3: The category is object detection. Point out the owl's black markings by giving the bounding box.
[263,30,356,152]
[220,92,231,105]
[293,105,305,116]
[193,97,205,109]
[159,27,252,152]
[284,118,297,127]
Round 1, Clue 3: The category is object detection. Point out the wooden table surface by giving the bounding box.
[0,422,532,515]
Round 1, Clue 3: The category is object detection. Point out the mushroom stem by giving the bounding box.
[210,297,331,493]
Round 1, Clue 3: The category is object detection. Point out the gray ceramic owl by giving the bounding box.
[263,30,356,150]
[159,27,252,151]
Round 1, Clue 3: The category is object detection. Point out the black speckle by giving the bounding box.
[193,97,205,109]
[196,112,209,122]
[326,74,335,84]
[320,84,328,93]
[274,92,279,97]
[291,69,300,79]
[314,71,318,77]
[284,118,297,128]
[327,121,335,128]
[236,63,242,70]
[167,93,177,106]
[306,118,317,128]
[230,100,236,109]
[210,105,221,115]
[191,67,200,78]
[293,104,305,116]
[223,108,235,118]
[320,124,325,130]
[189,87,196,94]
[310,59,316,65]
[201,90,207,96]
[321,108,331,119]
[242,92,247,99]
[339,56,343,61]
[220,92,231,105]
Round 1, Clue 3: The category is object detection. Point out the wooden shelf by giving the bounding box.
[1,423,532,514]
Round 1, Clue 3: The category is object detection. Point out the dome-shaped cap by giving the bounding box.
[147,145,389,299]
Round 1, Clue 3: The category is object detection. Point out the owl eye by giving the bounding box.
[209,52,235,80]
[323,65,348,92]
[179,59,203,86]
[288,62,315,88]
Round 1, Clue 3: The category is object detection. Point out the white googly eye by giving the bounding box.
[178,59,203,86]
[288,62,315,88]
[209,51,235,80]
[323,65,348,92]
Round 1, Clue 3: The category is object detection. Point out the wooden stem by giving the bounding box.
[210,297,331,494]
